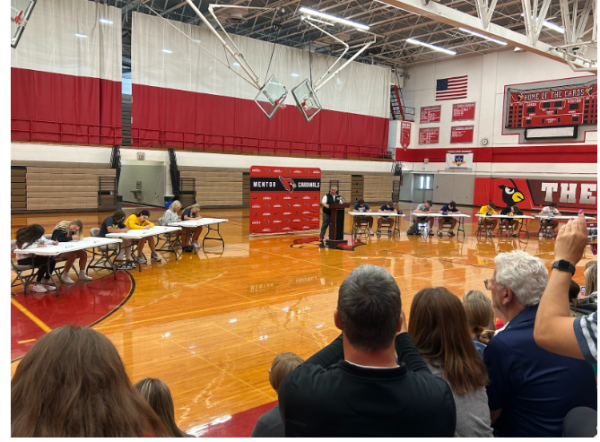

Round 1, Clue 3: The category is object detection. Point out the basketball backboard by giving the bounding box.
[254,75,288,119]
[11,0,36,49]
[292,79,322,122]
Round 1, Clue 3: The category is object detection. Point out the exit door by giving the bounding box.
[413,174,434,203]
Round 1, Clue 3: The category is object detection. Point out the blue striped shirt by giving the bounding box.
[574,309,597,364]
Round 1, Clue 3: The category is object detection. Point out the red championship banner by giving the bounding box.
[420,105,441,123]
[401,121,411,149]
[419,127,439,144]
[452,102,476,121]
[474,177,598,212]
[249,166,321,235]
[450,125,474,143]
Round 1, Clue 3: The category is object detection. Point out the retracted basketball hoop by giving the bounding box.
[11,0,36,49]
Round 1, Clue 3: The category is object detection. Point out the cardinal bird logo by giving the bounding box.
[517,93,524,102]
[586,85,594,96]
[499,178,526,207]
[279,176,297,193]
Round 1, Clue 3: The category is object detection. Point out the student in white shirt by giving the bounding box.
[540,202,561,234]
[15,224,59,293]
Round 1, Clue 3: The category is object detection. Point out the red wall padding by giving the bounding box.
[11,67,122,145]
[131,83,389,159]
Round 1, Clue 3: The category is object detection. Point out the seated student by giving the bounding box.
[15,224,59,293]
[414,200,435,235]
[251,353,304,437]
[463,297,496,357]
[134,378,191,437]
[98,210,134,270]
[11,325,167,437]
[410,287,493,437]
[51,219,93,284]
[162,200,182,225]
[438,201,460,236]
[353,199,374,235]
[539,201,561,235]
[181,204,203,249]
[125,210,161,264]
[484,250,596,437]
[499,205,521,237]
[376,202,400,235]
[278,264,456,437]
[478,202,499,236]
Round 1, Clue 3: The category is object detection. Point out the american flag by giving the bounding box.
[436,76,468,101]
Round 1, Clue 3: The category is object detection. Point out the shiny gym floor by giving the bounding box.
[10,204,592,436]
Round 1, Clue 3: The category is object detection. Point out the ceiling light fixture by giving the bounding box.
[406,37,456,55]
[299,7,370,31]
[458,27,507,45]
[520,13,565,34]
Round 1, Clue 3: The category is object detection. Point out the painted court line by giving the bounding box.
[11,298,52,333]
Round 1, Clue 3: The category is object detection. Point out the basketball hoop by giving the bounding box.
[13,10,25,26]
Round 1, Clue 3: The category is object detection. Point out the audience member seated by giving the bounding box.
[584,260,597,296]
[278,264,456,437]
[410,287,493,437]
[11,325,167,437]
[463,290,495,328]
[15,224,58,293]
[134,378,192,437]
[251,353,304,437]
[353,199,374,235]
[51,219,93,284]
[484,249,596,437]
[463,297,496,357]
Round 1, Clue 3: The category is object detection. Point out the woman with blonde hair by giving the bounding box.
[463,298,496,357]
[410,287,493,437]
[584,261,597,296]
[181,203,203,249]
[134,378,191,437]
[162,200,182,225]
[11,325,167,437]
[251,352,304,437]
[51,219,92,284]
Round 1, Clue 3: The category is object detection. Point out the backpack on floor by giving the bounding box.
[407,223,420,235]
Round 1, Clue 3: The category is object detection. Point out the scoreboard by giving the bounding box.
[506,81,597,129]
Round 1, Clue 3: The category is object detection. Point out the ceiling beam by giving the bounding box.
[372,0,595,70]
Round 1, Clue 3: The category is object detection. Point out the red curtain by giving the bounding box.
[131,83,389,159]
[11,67,122,145]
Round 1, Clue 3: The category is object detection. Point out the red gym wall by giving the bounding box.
[130,84,388,159]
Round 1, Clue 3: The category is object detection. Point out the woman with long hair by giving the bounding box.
[162,200,182,225]
[134,378,191,437]
[11,325,167,437]
[409,287,493,437]
[51,219,93,284]
[463,297,496,357]
[15,224,58,293]
[584,261,597,295]
[125,210,162,264]
[181,203,203,249]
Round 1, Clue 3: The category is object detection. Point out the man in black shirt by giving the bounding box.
[278,265,456,437]
[98,210,134,270]
[319,186,340,242]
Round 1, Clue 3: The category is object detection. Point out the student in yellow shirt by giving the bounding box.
[125,210,161,264]
[478,202,499,236]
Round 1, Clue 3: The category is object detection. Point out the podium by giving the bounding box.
[328,203,350,244]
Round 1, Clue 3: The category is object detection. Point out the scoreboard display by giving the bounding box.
[506,81,597,129]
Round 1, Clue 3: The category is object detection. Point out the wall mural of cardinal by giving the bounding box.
[498,178,526,207]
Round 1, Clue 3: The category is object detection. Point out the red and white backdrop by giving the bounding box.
[130,12,390,159]
[249,166,321,235]
[11,0,122,145]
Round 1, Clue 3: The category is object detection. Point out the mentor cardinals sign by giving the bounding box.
[250,166,321,235]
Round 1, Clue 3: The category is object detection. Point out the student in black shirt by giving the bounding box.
[500,205,522,237]
[278,265,456,437]
[181,204,203,249]
[98,210,134,270]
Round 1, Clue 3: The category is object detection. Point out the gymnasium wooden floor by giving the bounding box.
[10,203,594,435]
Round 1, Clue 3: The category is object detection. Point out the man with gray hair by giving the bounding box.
[483,250,596,437]
[319,186,339,242]
[278,264,456,437]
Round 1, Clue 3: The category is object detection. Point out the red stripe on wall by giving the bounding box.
[130,83,389,159]
[395,145,597,164]
[11,67,121,145]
